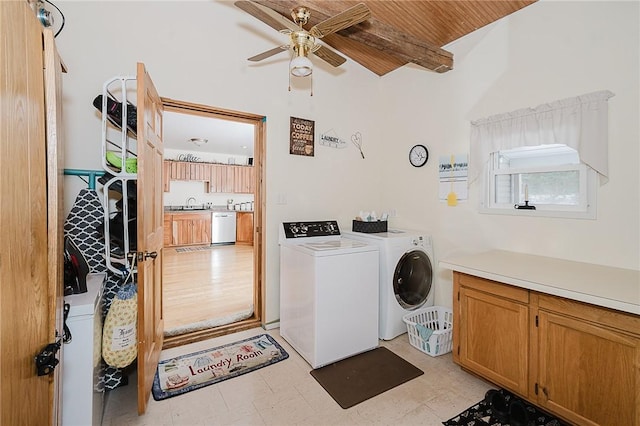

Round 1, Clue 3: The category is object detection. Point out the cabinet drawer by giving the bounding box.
[538,293,640,337]
[457,272,529,304]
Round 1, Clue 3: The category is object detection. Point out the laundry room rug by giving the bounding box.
[151,334,288,401]
[443,388,567,426]
[310,347,423,409]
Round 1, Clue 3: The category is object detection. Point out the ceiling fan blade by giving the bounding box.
[248,45,289,62]
[313,45,346,67]
[309,3,371,38]
[235,0,298,32]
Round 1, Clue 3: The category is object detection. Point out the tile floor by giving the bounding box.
[102,327,493,426]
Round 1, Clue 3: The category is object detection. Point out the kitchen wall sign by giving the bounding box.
[290,116,315,157]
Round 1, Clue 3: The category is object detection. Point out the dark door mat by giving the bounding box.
[310,347,424,409]
[444,388,568,426]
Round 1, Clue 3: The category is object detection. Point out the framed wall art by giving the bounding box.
[290,116,315,157]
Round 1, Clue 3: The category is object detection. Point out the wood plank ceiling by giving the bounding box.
[246,1,537,76]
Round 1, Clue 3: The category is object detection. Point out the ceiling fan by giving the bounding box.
[235,1,371,77]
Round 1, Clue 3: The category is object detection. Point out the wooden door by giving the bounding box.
[0,3,59,424]
[457,277,529,397]
[538,311,640,426]
[136,63,164,415]
[43,27,66,426]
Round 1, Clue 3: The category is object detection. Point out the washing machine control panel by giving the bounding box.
[412,235,430,247]
[282,221,340,239]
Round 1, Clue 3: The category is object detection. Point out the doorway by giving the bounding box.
[160,98,265,349]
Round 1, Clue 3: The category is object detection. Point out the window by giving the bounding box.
[482,144,597,219]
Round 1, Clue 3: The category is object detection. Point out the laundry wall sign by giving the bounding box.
[290,116,315,157]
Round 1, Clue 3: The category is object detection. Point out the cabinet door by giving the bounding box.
[171,214,193,245]
[538,311,640,426]
[458,285,529,396]
[189,162,208,181]
[233,166,254,193]
[163,214,173,246]
[236,212,254,244]
[209,164,234,193]
[190,214,212,245]
[170,161,189,180]
[163,161,171,192]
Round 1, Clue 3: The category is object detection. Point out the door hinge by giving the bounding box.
[457,291,460,301]
[535,315,539,327]
[535,383,539,395]
[457,345,460,356]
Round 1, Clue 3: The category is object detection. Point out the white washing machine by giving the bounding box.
[344,229,435,340]
[279,221,379,368]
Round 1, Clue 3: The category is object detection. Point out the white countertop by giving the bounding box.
[440,250,640,316]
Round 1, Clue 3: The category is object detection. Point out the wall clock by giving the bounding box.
[409,144,429,167]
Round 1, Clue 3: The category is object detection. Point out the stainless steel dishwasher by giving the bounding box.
[211,211,237,244]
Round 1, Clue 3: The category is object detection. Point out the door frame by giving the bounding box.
[160,98,266,349]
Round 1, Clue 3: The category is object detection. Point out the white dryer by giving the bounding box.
[344,229,435,340]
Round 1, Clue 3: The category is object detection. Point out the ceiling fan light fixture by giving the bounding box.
[290,55,313,77]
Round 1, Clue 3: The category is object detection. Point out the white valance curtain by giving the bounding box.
[469,90,615,184]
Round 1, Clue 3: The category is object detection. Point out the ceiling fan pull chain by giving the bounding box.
[310,73,313,97]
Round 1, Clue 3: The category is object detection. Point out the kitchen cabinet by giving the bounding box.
[233,166,255,193]
[163,161,171,192]
[236,212,254,245]
[166,212,211,246]
[209,164,234,193]
[163,214,173,247]
[453,271,640,426]
[163,160,254,194]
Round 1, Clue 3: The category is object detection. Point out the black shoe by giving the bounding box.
[93,94,137,132]
[509,400,530,426]
[485,389,509,423]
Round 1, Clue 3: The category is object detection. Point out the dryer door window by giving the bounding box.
[393,250,433,309]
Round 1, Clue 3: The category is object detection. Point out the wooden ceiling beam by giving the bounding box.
[254,0,454,73]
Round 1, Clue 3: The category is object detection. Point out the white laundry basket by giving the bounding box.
[402,306,453,357]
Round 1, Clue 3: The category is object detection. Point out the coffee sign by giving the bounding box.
[290,116,315,157]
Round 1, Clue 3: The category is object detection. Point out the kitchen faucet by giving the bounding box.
[186,197,196,207]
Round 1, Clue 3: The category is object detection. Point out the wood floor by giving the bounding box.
[162,244,254,334]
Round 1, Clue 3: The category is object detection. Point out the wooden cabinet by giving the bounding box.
[233,165,255,193]
[209,164,234,193]
[163,160,254,194]
[163,160,171,192]
[453,272,640,426]
[236,212,254,245]
[163,214,173,246]
[455,273,529,397]
[536,295,640,426]
[164,212,211,246]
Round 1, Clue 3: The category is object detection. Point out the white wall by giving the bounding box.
[56,0,639,323]
[56,0,385,324]
[378,0,640,307]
